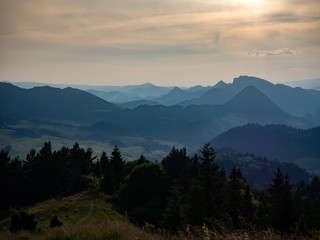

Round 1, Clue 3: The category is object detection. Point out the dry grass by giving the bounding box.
[0,221,317,240]
[0,191,317,240]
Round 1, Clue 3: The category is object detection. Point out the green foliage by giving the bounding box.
[9,208,37,232]
[143,222,155,233]
[119,162,168,225]
[202,223,210,240]
[1,141,320,238]
[161,183,184,232]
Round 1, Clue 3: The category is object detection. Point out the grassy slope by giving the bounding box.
[0,190,316,240]
[0,191,168,240]
[0,191,124,231]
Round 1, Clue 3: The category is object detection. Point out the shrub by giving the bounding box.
[10,208,37,232]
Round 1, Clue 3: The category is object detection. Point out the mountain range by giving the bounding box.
[1,76,320,172]
[100,76,320,118]
[10,76,320,118]
[169,76,320,117]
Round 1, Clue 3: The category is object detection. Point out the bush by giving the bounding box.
[10,208,37,232]
[50,215,63,228]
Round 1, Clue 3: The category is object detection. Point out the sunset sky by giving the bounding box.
[0,0,319,86]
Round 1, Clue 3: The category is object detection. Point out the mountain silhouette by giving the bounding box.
[155,87,208,105]
[0,82,118,123]
[210,124,320,172]
[119,100,160,109]
[229,76,320,117]
[180,87,233,106]
[218,86,308,127]
[0,81,314,150]
[183,76,320,117]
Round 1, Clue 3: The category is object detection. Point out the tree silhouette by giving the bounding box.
[99,152,115,194]
[119,162,168,225]
[110,145,124,191]
[162,147,195,192]
[198,143,226,220]
[268,168,295,232]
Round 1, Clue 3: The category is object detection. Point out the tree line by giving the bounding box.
[0,142,319,236]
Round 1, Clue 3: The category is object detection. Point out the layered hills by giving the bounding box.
[1,76,319,171]
[211,124,320,173]
[0,83,118,123]
[182,76,320,117]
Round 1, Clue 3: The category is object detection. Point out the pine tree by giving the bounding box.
[228,166,243,228]
[197,143,225,220]
[137,154,146,165]
[100,152,115,195]
[162,146,194,191]
[268,168,295,232]
[110,145,124,191]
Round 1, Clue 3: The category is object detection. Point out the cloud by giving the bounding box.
[0,0,319,85]
[247,48,296,57]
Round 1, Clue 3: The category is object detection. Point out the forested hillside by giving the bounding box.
[210,124,320,173]
[1,142,319,239]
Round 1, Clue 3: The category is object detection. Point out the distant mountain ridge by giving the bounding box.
[1,82,314,146]
[154,86,208,105]
[1,80,319,164]
[8,76,320,118]
[184,76,320,117]
[284,78,320,90]
[0,82,118,123]
[210,124,320,173]
[215,148,311,190]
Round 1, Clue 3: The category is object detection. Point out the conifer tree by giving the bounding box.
[110,145,124,191]
[228,166,243,228]
[100,152,115,194]
[197,143,225,220]
[268,168,295,232]
[162,147,194,191]
[137,154,146,165]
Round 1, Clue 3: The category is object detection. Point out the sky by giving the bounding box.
[0,0,319,86]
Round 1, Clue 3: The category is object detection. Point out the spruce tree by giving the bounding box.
[100,152,115,195]
[110,145,124,191]
[197,143,225,220]
[268,168,295,232]
[228,166,243,228]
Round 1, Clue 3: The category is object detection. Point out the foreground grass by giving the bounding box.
[1,223,317,240]
[0,191,317,240]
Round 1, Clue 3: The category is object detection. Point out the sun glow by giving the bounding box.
[230,0,265,8]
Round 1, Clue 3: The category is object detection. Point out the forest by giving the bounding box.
[0,142,319,239]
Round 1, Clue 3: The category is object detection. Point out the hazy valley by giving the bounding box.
[1,76,320,239]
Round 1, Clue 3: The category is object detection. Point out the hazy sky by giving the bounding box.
[0,0,319,86]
